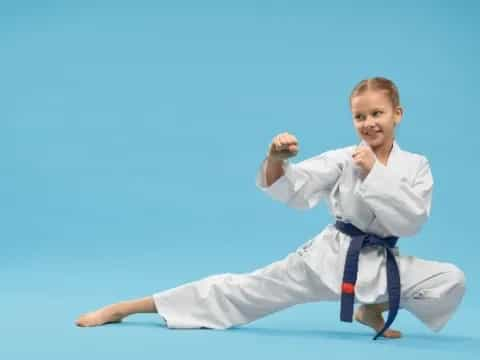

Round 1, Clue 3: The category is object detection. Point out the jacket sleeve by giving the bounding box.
[355,155,433,237]
[255,149,344,210]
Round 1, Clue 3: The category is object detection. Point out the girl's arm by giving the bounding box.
[265,157,285,187]
[256,149,344,210]
[356,156,433,237]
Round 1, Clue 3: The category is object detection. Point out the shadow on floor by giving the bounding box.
[108,320,478,353]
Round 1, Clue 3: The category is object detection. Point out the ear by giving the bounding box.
[394,106,403,126]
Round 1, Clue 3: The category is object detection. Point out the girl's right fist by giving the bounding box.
[267,132,299,160]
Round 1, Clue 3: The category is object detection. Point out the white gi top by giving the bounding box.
[255,138,434,305]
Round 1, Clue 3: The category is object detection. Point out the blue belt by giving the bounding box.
[334,220,401,340]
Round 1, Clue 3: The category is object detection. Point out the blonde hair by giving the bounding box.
[349,77,401,110]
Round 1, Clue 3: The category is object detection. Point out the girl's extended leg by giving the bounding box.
[75,250,333,329]
[150,250,338,330]
[75,296,157,327]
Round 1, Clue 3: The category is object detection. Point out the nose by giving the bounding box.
[364,116,376,129]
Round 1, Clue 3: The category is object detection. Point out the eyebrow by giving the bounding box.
[353,107,385,115]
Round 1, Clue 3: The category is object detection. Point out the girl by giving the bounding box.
[75,77,466,340]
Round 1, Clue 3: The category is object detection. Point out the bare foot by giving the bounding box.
[75,304,126,327]
[354,304,402,339]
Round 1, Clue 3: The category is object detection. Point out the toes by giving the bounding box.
[383,329,402,338]
[75,314,94,327]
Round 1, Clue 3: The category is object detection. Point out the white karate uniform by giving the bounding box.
[152,139,466,332]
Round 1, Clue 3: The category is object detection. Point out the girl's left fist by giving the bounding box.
[352,145,376,177]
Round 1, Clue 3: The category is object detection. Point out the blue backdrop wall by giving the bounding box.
[2,1,479,359]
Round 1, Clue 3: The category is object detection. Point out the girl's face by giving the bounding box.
[350,90,403,149]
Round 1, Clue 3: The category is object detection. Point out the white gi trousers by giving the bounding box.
[152,226,466,333]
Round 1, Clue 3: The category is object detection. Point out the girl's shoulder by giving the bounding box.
[395,146,430,167]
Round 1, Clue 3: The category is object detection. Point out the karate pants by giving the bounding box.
[152,244,466,332]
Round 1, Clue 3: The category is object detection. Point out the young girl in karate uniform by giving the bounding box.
[75,77,466,339]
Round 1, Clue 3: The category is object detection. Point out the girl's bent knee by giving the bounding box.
[446,263,466,291]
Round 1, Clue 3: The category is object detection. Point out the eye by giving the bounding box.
[373,111,382,116]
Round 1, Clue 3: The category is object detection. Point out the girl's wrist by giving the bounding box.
[265,153,285,163]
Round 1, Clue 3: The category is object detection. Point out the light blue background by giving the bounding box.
[2,0,479,358]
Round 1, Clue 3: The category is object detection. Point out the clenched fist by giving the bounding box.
[352,144,376,177]
[267,132,299,160]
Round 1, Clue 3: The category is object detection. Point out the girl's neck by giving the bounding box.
[372,137,394,164]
